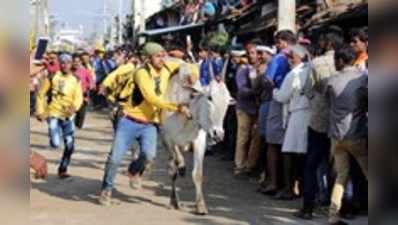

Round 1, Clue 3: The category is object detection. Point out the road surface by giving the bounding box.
[30,112,368,225]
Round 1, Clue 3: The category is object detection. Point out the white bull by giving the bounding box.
[160,63,232,215]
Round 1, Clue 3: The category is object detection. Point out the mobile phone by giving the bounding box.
[34,37,49,63]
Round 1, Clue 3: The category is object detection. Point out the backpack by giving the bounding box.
[116,64,172,107]
[112,71,136,103]
[46,74,57,105]
[46,77,53,105]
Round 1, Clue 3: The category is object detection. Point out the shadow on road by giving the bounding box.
[31,174,165,207]
[32,175,104,205]
[137,151,312,225]
[30,130,114,145]
[30,114,367,225]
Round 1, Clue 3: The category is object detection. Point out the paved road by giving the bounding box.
[30,112,368,225]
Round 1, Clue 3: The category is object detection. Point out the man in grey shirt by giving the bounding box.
[295,31,343,220]
[324,47,368,225]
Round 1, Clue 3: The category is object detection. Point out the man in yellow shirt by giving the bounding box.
[99,43,194,205]
[36,54,83,179]
[100,55,136,131]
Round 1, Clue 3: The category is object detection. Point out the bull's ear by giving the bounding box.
[220,56,230,82]
[189,81,204,94]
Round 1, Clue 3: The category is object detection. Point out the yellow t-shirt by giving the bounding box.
[123,61,199,124]
[122,62,179,124]
[36,72,83,119]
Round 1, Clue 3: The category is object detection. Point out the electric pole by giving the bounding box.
[278,0,296,32]
[42,0,50,37]
[118,0,124,45]
[103,0,108,44]
[138,0,146,44]
[34,0,39,38]
[31,0,50,38]
[130,0,136,46]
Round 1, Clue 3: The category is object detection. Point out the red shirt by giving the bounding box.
[74,67,93,94]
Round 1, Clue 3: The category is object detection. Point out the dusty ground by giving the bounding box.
[30,112,368,225]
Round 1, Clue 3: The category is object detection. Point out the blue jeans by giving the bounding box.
[102,117,158,191]
[47,117,75,174]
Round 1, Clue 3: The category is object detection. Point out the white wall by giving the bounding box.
[134,0,163,29]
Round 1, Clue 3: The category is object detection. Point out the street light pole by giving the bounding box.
[33,0,40,39]
[118,0,124,45]
[103,0,108,44]
[278,0,296,32]
[139,0,146,44]
[42,0,50,36]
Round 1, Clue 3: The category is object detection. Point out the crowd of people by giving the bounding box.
[29,24,368,225]
[157,0,334,28]
[219,27,368,225]
[157,0,256,27]
[216,27,368,225]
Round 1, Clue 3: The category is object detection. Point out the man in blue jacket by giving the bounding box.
[261,30,297,196]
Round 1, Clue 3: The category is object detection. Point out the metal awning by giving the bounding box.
[302,2,368,29]
[237,17,277,35]
[139,23,204,36]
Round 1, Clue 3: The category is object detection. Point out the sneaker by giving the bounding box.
[128,173,142,190]
[58,172,71,180]
[98,190,112,206]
